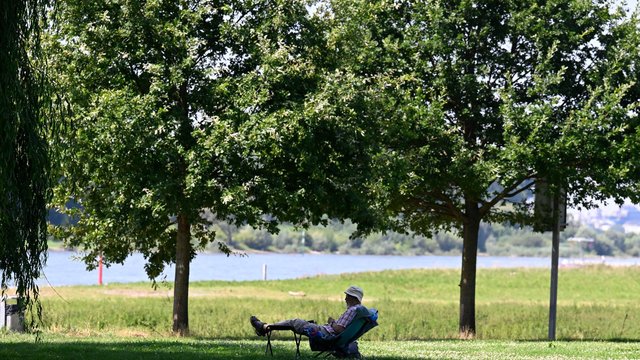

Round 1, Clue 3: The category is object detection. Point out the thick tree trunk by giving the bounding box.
[173,213,191,336]
[459,200,480,337]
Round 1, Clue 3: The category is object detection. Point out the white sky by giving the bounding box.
[626,0,639,10]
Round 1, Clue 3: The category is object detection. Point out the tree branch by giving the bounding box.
[479,173,536,216]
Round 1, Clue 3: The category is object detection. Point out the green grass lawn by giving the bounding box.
[1,334,639,359]
[1,265,639,359]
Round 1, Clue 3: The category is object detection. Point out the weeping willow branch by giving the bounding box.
[0,0,54,331]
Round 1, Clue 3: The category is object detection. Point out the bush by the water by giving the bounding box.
[179,219,640,258]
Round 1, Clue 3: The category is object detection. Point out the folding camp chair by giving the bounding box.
[263,306,378,359]
[309,306,378,359]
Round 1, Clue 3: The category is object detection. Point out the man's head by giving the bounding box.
[344,285,363,305]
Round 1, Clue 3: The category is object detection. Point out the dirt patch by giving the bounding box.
[100,289,172,298]
[37,285,340,301]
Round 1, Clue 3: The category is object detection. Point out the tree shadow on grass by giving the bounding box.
[0,338,433,360]
[0,339,267,360]
[513,338,640,343]
[4,337,638,360]
[570,338,640,343]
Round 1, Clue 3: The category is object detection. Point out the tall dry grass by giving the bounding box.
[37,265,640,340]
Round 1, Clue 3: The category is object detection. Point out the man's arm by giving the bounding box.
[327,317,346,334]
[330,306,358,334]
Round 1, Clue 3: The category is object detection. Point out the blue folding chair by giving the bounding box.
[308,306,379,359]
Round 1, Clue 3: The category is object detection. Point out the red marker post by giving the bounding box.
[98,254,103,286]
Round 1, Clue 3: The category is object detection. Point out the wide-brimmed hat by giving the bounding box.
[344,285,364,302]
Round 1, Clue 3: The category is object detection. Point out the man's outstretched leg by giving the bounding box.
[250,316,324,336]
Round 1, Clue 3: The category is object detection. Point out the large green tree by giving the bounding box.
[1,0,53,323]
[48,0,369,335]
[317,0,640,335]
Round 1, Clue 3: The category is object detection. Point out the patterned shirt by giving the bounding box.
[323,305,359,334]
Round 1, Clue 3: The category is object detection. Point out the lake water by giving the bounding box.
[37,251,640,286]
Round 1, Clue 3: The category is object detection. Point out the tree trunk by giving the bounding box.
[459,200,480,337]
[173,213,191,336]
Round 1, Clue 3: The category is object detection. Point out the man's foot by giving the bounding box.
[250,316,267,336]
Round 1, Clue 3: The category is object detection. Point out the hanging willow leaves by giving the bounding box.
[0,0,54,329]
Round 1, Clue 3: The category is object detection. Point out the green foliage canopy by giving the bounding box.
[49,0,316,274]
[321,0,640,229]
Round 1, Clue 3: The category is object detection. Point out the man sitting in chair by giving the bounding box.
[250,285,364,338]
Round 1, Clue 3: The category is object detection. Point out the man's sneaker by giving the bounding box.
[250,316,267,336]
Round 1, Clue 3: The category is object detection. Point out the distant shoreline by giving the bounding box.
[45,244,640,261]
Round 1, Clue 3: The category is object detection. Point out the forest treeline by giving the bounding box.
[200,218,640,258]
[48,209,640,258]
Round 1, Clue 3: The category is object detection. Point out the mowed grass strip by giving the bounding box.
[1,334,639,360]
[29,265,640,340]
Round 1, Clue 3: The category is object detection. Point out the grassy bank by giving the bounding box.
[1,266,639,359]
[26,265,640,341]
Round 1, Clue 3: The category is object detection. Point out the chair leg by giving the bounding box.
[293,332,302,358]
[265,331,273,356]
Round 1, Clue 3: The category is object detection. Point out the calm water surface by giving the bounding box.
[37,251,640,286]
